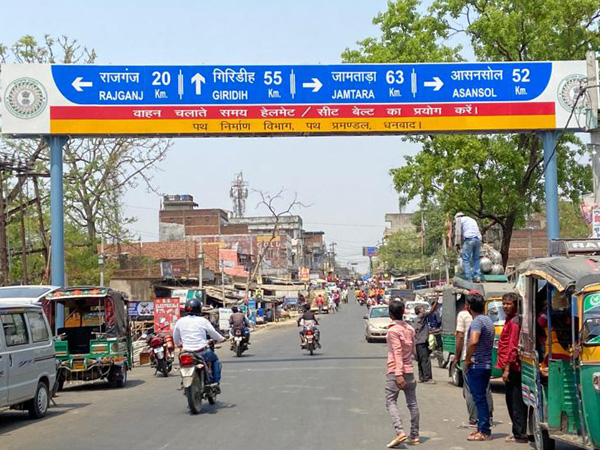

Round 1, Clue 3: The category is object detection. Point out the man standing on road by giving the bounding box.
[454,213,482,282]
[496,293,529,443]
[464,293,495,441]
[385,300,420,448]
[316,294,324,314]
[413,300,439,384]
[455,299,493,429]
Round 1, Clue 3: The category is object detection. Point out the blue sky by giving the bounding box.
[0,0,430,271]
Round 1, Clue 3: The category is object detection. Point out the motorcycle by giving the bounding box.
[146,332,174,377]
[230,328,248,357]
[302,326,320,356]
[178,342,219,414]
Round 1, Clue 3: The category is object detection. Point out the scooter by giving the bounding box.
[147,332,174,377]
[179,341,219,414]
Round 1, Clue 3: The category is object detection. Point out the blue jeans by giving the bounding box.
[467,368,492,435]
[197,349,222,384]
[462,238,481,281]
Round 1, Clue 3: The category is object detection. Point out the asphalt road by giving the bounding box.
[0,299,569,450]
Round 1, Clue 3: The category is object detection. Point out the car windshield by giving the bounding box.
[583,293,600,345]
[370,308,389,318]
[487,301,506,325]
[0,286,52,299]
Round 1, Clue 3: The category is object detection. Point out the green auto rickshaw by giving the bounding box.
[441,276,515,386]
[517,249,600,450]
[43,287,132,389]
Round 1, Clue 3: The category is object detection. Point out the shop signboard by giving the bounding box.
[154,297,180,333]
[128,301,154,317]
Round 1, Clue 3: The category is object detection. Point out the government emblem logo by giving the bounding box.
[557,74,589,113]
[4,77,47,119]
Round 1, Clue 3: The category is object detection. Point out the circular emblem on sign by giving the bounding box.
[557,74,589,112]
[3,77,47,119]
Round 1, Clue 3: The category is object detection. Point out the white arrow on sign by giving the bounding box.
[72,77,93,92]
[191,73,206,95]
[302,78,322,93]
[424,77,444,91]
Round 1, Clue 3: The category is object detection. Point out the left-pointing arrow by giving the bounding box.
[72,77,93,92]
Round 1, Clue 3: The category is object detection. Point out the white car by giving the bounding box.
[403,301,430,325]
[364,305,391,342]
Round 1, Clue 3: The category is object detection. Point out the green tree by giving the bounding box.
[344,0,599,266]
[557,200,590,239]
[0,35,169,285]
[378,230,427,276]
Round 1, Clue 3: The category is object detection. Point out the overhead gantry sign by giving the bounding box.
[0,61,590,137]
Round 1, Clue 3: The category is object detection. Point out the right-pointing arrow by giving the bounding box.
[424,77,444,91]
[302,78,323,93]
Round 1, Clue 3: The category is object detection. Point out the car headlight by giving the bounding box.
[593,373,600,392]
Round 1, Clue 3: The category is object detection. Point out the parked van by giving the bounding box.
[0,285,60,306]
[0,303,56,418]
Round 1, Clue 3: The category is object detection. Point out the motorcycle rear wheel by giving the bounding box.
[186,372,204,414]
[161,361,169,377]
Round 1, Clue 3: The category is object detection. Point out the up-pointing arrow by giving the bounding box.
[191,73,206,95]
[302,78,323,93]
[424,77,444,91]
[72,77,93,92]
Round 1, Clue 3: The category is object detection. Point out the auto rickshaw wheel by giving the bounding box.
[531,408,555,450]
[114,365,128,388]
[450,362,463,387]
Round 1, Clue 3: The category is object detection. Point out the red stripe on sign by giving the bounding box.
[51,102,555,120]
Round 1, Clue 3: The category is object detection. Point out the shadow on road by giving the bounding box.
[223,356,386,365]
[61,378,145,392]
[0,401,91,436]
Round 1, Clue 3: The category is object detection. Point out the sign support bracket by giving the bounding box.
[539,131,561,253]
[46,135,68,329]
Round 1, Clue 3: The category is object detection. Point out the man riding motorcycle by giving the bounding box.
[173,299,225,388]
[229,306,250,343]
[297,304,321,349]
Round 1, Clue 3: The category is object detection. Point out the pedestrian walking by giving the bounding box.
[454,300,493,429]
[413,300,439,383]
[464,293,495,441]
[385,300,420,448]
[496,292,529,443]
[316,294,324,314]
[454,212,482,282]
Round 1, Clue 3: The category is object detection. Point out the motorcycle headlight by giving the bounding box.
[593,373,600,393]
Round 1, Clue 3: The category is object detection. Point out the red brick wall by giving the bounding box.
[507,229,548,266]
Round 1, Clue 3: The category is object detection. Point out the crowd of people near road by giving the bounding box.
[383,290,530,447]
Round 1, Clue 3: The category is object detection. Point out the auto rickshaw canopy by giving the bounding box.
[518,255,600,293]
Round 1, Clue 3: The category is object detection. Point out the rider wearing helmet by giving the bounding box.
[173,298,225,386]
[297,304,321,348]
[229,306,251,343]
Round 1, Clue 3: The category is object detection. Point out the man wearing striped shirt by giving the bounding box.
[385,300,420,448]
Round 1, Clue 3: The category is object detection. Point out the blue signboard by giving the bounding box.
[50,62,553,105]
